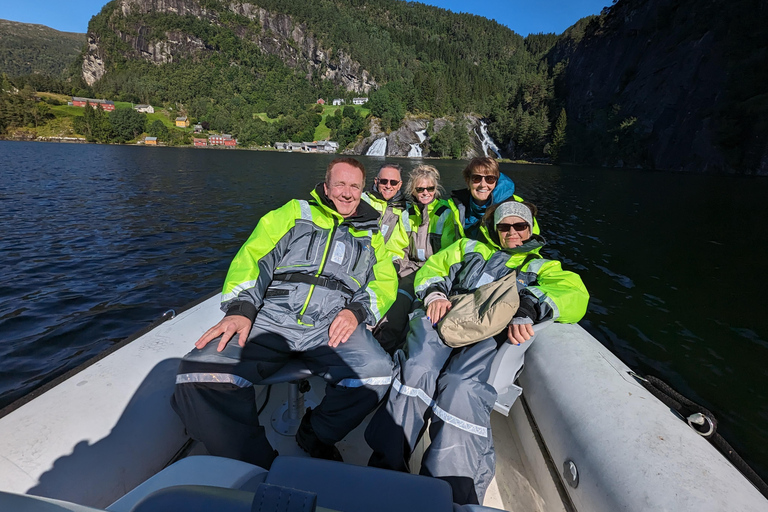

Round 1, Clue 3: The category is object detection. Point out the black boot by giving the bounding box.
[296,408,343,462]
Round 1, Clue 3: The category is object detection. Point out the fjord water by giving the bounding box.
[1,140,767,481]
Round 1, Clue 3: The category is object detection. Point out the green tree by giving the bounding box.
[110,109,147,142]
[148,119,170,140]
[550,108,567,162]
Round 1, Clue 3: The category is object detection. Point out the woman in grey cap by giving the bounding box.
[366,199,589,506]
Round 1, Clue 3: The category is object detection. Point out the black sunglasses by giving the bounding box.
[471,174,498,185]
[377,178,400,186]
[497,222,530,233]
[415,186,436,193]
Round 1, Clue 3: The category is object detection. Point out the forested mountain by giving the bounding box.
[75,0,557,154]
[0,19,85,77]
[562,0,768,174]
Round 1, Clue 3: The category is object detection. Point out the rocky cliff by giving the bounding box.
[563,0,768,174]
[351,114,493,158]
[82,0,377,93]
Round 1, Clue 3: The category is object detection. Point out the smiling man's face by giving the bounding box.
[324,162,364,217]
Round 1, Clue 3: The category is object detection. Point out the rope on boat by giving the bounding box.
[630,372,768,499]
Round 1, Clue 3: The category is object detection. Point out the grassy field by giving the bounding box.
[314,104,370,141]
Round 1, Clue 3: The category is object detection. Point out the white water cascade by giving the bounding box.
[407,130,427,157]
[366,137,387,156]
[477,121,502,159]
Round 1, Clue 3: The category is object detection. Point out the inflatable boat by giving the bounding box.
[1,293,766,511]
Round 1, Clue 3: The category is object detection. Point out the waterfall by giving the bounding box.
[407,130,427,157]
[366,138,387,156]
[476,121,502,159]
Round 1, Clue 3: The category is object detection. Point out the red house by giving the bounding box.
[316,98,325,105]
[71,97,115,111]
[209,134,236,146]
[193,138,208,147]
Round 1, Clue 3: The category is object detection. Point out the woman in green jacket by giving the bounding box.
[366,199,589,505]
[374,165,459,353]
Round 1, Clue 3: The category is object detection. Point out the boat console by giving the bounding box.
[0,455,505,512]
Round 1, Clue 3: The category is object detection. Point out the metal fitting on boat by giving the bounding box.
[687,413,715,437]
[563,460,579,488]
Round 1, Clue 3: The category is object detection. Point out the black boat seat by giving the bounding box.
[258,360,314,385]
[257,360,315,435]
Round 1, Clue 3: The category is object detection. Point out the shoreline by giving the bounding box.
[2,136,549,163]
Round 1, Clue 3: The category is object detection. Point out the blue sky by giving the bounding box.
[0,0,609,35]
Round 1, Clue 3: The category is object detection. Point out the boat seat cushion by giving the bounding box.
[265,456,454,512]
[129,483,317,512]
[107,456,268,512]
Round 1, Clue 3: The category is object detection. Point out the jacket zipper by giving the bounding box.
[297,217,338,326]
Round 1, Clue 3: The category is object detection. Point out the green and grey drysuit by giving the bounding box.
[173,184,398,469]
[373,197,460,354]
[366,232,588,505]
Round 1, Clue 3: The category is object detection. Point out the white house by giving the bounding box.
[134,104,154,114]
[332,99,345,106]
[352,97,368,105]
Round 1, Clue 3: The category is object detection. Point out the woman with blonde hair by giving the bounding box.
[373,164,459,353]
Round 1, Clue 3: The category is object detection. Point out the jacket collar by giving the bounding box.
[311,183,381,227]
[368,186,407,210]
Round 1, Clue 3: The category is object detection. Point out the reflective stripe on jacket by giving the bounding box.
[413,235,588,324]
[222,185,398,327]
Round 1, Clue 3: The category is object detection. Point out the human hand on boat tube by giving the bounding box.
[507,323,534,345]
[426,298,452,326]
[328,309,359,347]
[195,315,254,352]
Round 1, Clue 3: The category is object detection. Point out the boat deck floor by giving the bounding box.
[185,377,548,512]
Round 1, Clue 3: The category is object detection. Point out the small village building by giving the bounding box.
[193,138,208,147]
[352,97,368,105]
[193,124,203,133]
[303,142,319,153]
[316,99,326,105]
[274,142,304,151]
[175,116,190,128]
[144,137,158,145]
[134,104,154,114]
[72,97,116,111]
[332,99,345,106]
[209,134,236,146]
[316,141,339,152]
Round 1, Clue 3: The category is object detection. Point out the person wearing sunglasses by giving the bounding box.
[372,165,460,353]
[449,156,538,241]
[361,163,409,245]
[366,199,588,506]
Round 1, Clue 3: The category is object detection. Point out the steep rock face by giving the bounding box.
[564,0,766,173]
[349,115,497,158]
[82,0,377,93]
[386,119,429,157]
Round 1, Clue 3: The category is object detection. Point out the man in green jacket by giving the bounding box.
[173,158,397,469]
